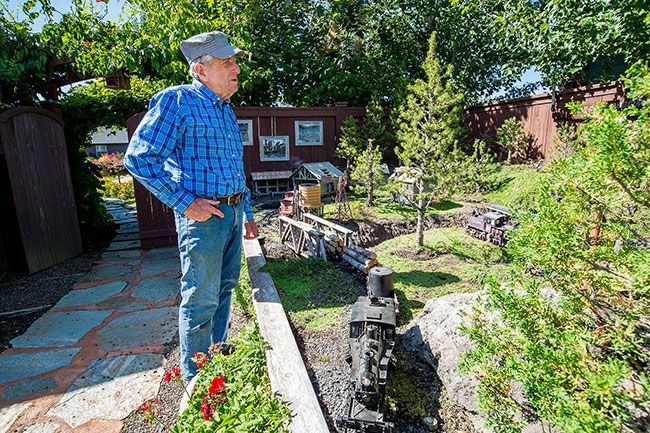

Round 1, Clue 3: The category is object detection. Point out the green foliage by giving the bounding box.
[174,321,290,433]
[100,177,134,201]
[261,258,358,330]
[483,167,546,211]
[350,139,384,207]
[393,32,468,247]
[453,0,650,92]
[496,118,527,163]
[460,66,650,433]
[233,253,254,316]
[363,95,394,158]
[61,77,163,248]
[336,116,364,172]
[0,12,52,107]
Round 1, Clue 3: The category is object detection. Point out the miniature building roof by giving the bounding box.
[389,166,421,184]
[291,162,343,179]
[482,212,505,220]
[251,170,293,181]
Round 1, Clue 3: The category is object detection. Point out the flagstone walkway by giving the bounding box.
[0,199,180,433]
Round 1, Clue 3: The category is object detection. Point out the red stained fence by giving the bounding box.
[126,106,365,249]
[0,107,82,273]
[465,81,626,159]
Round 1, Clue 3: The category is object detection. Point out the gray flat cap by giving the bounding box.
[180,31,248,63]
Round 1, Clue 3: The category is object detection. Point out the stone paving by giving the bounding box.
[0,199,181,433]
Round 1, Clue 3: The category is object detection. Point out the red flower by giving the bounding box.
[163,366,182,382]
[200,394,215,420]
[139,398,160,422]
[193,352,209,369]
[208,376,226,394]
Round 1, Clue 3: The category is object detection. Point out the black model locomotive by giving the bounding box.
[337,267,397,433]
[466,204,515,247]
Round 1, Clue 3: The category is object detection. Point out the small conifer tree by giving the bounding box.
[350,139,383,207]
[336,116,364,176]
[393,32,466,248]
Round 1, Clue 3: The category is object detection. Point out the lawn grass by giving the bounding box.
[482,163,546,210]
[374,227,513,323]
[261,258,359,330]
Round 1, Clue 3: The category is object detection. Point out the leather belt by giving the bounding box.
[207,192,245,206]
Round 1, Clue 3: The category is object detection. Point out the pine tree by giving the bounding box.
[351,139,383,207]
[363,95,392,158]
[336,116,364,176]
[393,32,466,248]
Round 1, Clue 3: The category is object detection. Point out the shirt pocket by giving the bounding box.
[186,120,226,168]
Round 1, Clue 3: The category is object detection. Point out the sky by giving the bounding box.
[5,0,125,30]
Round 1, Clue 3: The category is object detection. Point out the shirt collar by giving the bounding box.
[192,79,230,107]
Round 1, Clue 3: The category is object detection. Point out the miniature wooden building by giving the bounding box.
[389,166,423,205]
[251,170,293,196]
[290,162,343,195]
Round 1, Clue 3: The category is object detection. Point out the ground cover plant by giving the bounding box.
[261,258,359,330]
[374,227,512,323]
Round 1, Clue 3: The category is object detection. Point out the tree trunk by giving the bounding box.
[416,188,426,248]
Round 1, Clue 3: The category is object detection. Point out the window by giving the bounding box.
[238,120,253,146]
[95,145,108,154]
[260,136,290,161]
[295,120,323,146]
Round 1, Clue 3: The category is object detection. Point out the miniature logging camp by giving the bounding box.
[271,170,400,433]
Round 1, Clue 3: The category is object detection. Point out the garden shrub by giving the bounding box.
[100,177,134,201]
[460,65,650,433]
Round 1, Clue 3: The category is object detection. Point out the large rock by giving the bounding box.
[403,291,547,433]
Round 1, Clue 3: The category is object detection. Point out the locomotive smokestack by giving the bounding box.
[367,267,394,298]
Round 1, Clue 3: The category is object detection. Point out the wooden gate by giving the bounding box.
[0,107,82,273]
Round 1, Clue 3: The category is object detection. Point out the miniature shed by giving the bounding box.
[290,162,343,195]
[389,166,423,205]
[251,170,293,196]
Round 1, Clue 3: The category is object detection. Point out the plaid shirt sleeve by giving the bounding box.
[243,187,253,221]
[124,90,195,213]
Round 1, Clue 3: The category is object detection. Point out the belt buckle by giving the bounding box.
[227,195,236,205]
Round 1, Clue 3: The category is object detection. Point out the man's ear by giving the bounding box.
[194,63,206,78]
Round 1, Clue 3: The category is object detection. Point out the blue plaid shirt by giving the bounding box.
[125,79,253,220]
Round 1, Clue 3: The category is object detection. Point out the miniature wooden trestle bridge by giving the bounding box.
[278,212,378,273]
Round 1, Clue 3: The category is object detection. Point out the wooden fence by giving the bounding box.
[0,107,82,273]
[126,106,364,248]
[465,81,626,159]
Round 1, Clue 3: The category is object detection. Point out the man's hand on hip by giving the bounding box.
[244,220,258,239]
[183,198,225,222]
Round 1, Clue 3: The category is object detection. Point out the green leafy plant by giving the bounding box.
[100,177,134,201]
[350,139,384,207]
[173,322,291,433]
[460,65,650,433]
[496,118,527,163]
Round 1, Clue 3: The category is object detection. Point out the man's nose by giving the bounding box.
[233,62,240,75]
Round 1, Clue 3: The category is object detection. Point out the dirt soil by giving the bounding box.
[257,213,477,433]
[0,250,102,352]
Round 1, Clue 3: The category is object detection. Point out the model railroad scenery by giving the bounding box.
[250,165,520,433]
[3,3,648,432]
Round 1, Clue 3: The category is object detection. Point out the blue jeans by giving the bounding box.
[174,200,243,380]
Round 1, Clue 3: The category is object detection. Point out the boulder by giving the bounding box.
[402,291,549,433]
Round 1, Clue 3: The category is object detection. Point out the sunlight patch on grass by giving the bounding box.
[261,258,358,330]
[374,227,513,323]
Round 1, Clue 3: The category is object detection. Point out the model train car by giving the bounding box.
[466,204,515,247]
[337,267,397,433]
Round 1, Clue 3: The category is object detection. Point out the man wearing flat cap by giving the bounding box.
[125,31,257,381]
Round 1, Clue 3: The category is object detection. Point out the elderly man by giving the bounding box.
[124,31,257,381]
